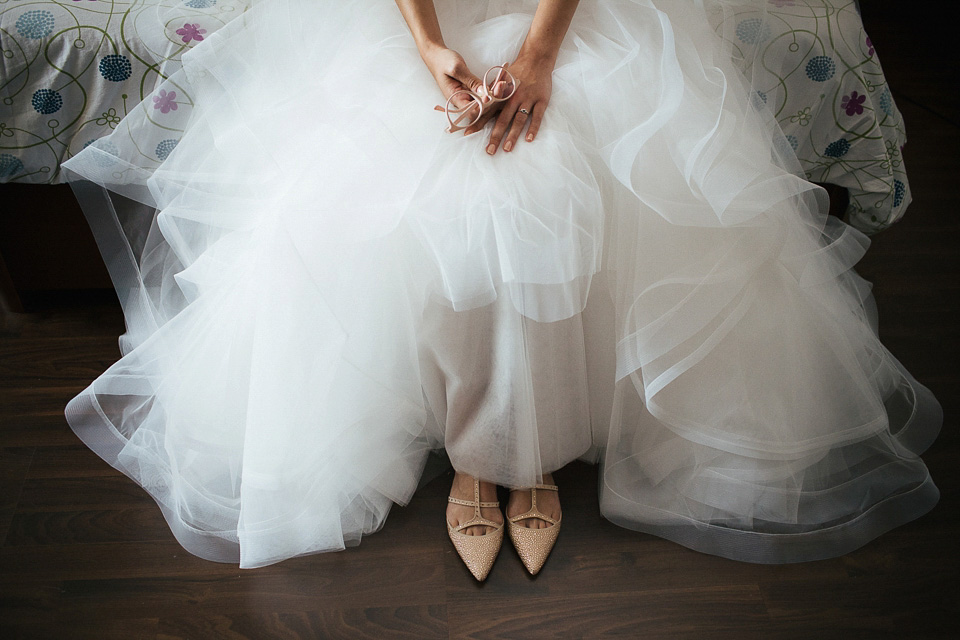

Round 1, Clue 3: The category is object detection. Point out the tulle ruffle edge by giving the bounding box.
[59,0,942,567]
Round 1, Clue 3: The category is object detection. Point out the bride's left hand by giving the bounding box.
[463,53,554,154]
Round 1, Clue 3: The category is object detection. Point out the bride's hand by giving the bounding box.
[422,45,485,111]
[464,53,554,154]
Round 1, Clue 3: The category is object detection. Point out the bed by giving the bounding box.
[1,0,909,235]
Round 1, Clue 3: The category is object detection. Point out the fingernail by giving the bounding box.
[486,144,496,155]
[504,141,513,152]
[526,134,534,142]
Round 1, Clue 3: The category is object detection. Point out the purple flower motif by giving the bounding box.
[866,36,875,57]
[841,90,866,116]
[176,23,207,44]
[153,89,178,114]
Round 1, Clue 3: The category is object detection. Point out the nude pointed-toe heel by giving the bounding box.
[507,483,561,576]
[447,477,504,581]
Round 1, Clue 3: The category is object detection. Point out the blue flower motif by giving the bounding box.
[0,154,24,178]
[805,56,836,82]
[155,139,179,161]
[84,139,120,168]
[736,18,771,44]
[824,139,850,158]
[15,10,55,40]
[773,133,796,158]
[99,55,132,82]
[31,88,63,115]
[786,135,799,151]
[893,179,905,207]
[84,138,118,154]
[184,0,217,8]
[752,91,768,110]
[878,87,894,116]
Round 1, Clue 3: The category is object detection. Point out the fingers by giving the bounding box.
[462,103,502,137]
[460,63,512,136]
[486,101,546,154]
[485,102,518,154]
[449,59,483,95]
[484,61,512,99]
[460,100,546,151]
[503,106,532,152]
[525,102,546,143]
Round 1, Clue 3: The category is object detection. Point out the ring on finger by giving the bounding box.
[518,107,530,115]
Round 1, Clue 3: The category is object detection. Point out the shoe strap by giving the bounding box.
[447,496,500,508]
[452,515,503,533]
[510,484,558,492]
[448,477,500,521]
[508,509,558,526]
[508,484,559,526]
[453,478,502,533]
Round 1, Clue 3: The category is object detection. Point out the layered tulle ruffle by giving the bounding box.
[62,0,941,567]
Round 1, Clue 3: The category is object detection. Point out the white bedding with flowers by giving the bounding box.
[0,0,908,232]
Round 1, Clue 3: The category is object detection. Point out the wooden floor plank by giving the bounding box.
[444,588,770,639]
[2,545,447,616]
[156,606,447,640]
[0,447,35,546]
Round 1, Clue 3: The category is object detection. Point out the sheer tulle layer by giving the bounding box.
[61,0,941,567]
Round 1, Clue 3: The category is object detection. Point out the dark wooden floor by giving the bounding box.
[2,5,958,640]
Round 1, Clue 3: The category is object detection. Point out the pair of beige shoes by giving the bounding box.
[446,476,561,581]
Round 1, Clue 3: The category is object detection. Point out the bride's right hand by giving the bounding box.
[422,45,485,114]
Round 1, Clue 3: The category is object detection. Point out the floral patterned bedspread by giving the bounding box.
[0,0,908,233]
[712,0,909,232]
[0,0,247,181]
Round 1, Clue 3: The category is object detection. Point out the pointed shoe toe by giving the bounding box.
[507,483,561,575]
[448,524,504,581]
[508,517,561,575]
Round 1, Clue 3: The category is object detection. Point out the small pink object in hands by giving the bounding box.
[433,64,519,133]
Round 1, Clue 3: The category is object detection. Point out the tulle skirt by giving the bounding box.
[61,0,942,568]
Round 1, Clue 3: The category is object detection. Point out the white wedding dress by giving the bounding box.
[61,0,942,568]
